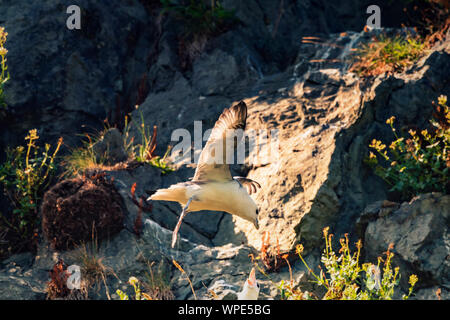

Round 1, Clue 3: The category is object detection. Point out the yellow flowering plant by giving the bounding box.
[116,276,152,300]
[0,26,10,112]
[294,227,418,300]
[0,129,62,243]
[366,95,449,200]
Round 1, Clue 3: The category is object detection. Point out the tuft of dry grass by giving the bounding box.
[74,236,118,300]
[142,260,175,300]
[63,112,173,177]
[62,133,107,177]
[62,132,129,178]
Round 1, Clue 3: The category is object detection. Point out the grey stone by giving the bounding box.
[363,193,450,297]
[0,274,46,300]
[192,49,239,96]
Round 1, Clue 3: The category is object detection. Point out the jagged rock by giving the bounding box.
[192,49,239,96]
[0,0,397,156]
[123,29,449,300]
[363,193,450,298]
[290,30,449,254]
[92,128,128,164]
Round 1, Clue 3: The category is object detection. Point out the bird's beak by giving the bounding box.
[253,217,259,230]
[247,268,257,287]
[146,196,152,202]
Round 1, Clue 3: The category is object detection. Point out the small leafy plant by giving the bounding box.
[124,111,174,174]
[116,259,173,300]
[0,26,10,113]
[350,32,428,77]
[0,129,62,244]
[293,227,418,300]
[366,95,449,200]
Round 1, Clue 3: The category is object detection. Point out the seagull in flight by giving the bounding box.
[148,101,261,248]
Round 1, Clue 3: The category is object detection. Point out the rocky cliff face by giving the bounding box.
[0,0,156,151]
[0,1,448,300]
[0,0,414,152]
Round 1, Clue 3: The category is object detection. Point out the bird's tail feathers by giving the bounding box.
[147,184,187,202]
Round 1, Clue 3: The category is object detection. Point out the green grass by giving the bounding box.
[123,110,174,174]
[64,111,174,177]
[350,33,428,77]
[160,0,238,40]
[63,132,109,177]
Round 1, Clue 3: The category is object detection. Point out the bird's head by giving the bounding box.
[236,194,259,229]
[247,267,259,289]
[239,267,260,300]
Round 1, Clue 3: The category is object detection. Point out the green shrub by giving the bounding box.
[366,95,449,200]
[0,129,62,242]
[160,0,238,40]
[0,26,10,112]
[290,227,418,300]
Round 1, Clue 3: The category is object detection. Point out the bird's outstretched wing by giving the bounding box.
[193,101,247,182]
[233,176,261,195]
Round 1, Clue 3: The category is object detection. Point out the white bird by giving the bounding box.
[148,101,261,248]
[237,268,260,300]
